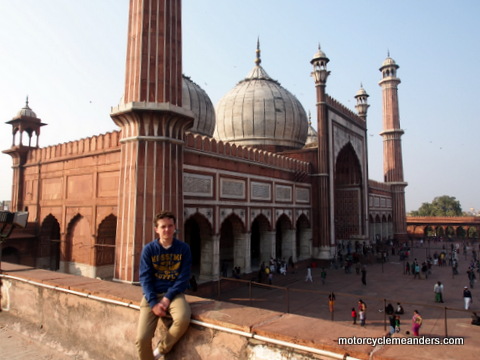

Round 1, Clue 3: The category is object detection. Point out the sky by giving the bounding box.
[0,0,479,213]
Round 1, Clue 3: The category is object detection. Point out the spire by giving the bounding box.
[255,37,261,66]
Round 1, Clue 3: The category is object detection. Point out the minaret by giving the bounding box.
[310,45,332,258]
[355,84,370,120]
[378,54,407,241]
[110,0,194,282]
[3,98,46,211]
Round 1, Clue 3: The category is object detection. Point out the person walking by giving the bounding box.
[434,281,444,303]
[361,266,367,286]
[328,292,336,313]
[464,286,473,310]
[358,299,367,326]
[305,265,313,282]
[467,268,476,288]
[411,310,422,336]
[320,268,327,285]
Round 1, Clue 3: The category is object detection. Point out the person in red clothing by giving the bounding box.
[351,307,357,325]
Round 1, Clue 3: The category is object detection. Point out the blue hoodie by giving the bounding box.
[139,238,192,308]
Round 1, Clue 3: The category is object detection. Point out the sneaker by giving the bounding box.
[153,348,165,360]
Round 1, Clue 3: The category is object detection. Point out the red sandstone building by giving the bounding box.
[2,0,406,284]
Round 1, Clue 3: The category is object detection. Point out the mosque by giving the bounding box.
[2,0,407,283]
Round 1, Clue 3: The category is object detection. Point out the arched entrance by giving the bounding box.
[184,213,213,280]
[65,214,92,277]
[250,214,271,270]
[39,214,61,270]
[96,214,116,280]
[219,214,245,277]
[334,143,364,244]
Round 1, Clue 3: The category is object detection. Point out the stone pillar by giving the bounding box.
[199,234,219,282]
[299,228,312,260]
[281,229,296,261]
[234,233,250,274]
[261,231,276,264]
[111,0,193,283]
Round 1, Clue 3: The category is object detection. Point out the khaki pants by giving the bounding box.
[136,293,191,359]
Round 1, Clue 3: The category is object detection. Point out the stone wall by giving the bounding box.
[0,262,374,360]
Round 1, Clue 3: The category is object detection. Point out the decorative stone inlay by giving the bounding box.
[251,208,273,225]
[184,173,213,197]
[296,187,310,203]
[221,178,245,199]
[333,123,365,173]
[275,185,292,202]
[275,209,293,224]
[184,207,213,223]
[251,181,271,200]
[295,209,311,221]
[220,208,246,225]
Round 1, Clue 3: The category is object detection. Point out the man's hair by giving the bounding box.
[154,211,176,225]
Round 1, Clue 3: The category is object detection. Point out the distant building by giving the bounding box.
[2,0,406,282]
[1,200,11,211]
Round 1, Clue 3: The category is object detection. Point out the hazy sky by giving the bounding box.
[1,0,479,213]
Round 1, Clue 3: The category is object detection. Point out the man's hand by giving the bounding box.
[152,297,171,317]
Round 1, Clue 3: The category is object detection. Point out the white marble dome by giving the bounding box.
[16,98,37,118]
[214,45,308,151]
[182,75,215,136]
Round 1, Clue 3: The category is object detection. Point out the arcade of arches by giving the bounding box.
[183,212,311,282]
[407,216,480,240]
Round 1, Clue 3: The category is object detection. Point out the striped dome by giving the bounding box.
[214,44,308,151]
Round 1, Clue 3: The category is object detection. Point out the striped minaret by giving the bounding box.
[310,46,332,259]
[111,0,193,282]
[379,53,407,241]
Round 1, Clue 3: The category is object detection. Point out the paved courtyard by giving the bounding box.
[211,242,479,339]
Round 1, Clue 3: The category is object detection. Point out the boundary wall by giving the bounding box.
[0,262,378,360]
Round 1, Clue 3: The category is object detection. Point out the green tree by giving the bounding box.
[410,195,463,216]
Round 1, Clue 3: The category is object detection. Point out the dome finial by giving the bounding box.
[255,37,261,66]
[25,95,30,108]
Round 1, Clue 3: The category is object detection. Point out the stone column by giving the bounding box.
[261,231,276,264]
[199,233,219,282]
[299,228,313,260]
[281,229,296,261]
[234,233,250,274]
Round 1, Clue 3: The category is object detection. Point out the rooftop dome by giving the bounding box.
[182,75,215,136]
[304,115,318,148]
[355,86,368,98]
[214,41,308,152]
[380,52,399,71]
[16,97,37,118]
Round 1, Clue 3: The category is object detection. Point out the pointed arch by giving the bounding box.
[251,213,271,269]
[39,214,61,270]
[65,214,92,276]
[95,214,117,279]
[219,213,246,276]
[275,214,292,260]
[184,213,213,279]
[334,143,365,244]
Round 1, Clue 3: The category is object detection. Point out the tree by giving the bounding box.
[409,195,463,217]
